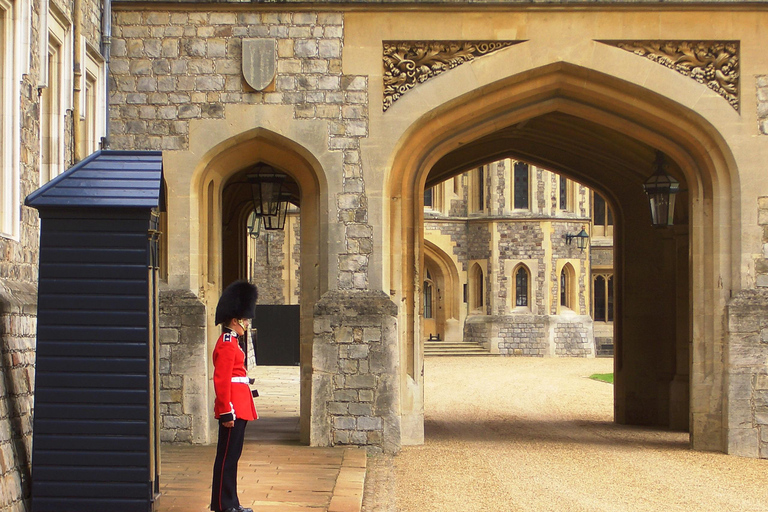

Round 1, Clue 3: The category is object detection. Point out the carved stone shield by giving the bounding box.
[242,39,276,91]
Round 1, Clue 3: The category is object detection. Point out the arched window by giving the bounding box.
[515,266,529,307]
[559,176,573,212]
[560,263,575,310]
[513,162,529,210]
[423,280,433,319]
[470,263,484,311]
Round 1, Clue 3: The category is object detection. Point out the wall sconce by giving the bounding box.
[643,151,680,227]
[565,226,589,251]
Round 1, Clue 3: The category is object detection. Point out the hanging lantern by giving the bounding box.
[248,170,286,219]
[247,210,261,239]
[262,192,291,231]
[643,151,680,227]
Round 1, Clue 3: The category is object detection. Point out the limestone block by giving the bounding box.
[728,427,760,458]
[313,341,339,373]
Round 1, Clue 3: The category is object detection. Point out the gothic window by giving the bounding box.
[424,187,433,208]
[592,192,614,237]
[558,176,570,211]
[0,0,12,236]
[592,273,614,322]
[478,168,484,211]
[81,46,105,156]
[515,265,529,307]
[423,280,433,319]
[41,8,71,185]
[513,161,529,210]
[470,263,484,311]
[560,263,575,310]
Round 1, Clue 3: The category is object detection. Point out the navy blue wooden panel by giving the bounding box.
[28,151,162,512]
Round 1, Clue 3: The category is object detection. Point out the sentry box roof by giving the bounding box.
[26,150,163,210]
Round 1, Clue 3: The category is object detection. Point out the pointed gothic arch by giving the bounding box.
[385,58,739,451]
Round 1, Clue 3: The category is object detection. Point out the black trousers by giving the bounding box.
[210,418,247,512]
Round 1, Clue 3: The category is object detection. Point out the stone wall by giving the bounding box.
[465,313,593,357]
[755,197,768,288]
[758,76,768,135]
[0,283,37,512]
[726,289,768,459]
[312,291,400,453]
[158,290,208,444]
[252,230,288,304]
[424,220,467,271]
[109,9,373,290]
[497,222,546,312]
[496,314,548,356]
[552,316,594,357]
[550,221,590,315]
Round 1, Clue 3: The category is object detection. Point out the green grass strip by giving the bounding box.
[589,373,614,384]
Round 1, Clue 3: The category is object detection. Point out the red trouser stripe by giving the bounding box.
[217,426,232,511]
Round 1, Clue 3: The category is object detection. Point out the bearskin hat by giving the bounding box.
[215,280,258,325]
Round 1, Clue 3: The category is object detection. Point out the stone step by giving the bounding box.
[424,341,495,356]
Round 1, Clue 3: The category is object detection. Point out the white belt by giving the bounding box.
[231,377,249,383]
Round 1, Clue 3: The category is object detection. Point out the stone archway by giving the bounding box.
[423,240,462,342]
[386,61,738,453]
[190,126,329,445]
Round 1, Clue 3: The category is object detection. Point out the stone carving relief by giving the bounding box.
[601,40,739,111]
[383,41,522,111]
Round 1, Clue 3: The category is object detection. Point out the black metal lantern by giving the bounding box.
[262,192,291,231]
[565,226,589,251]
[247,210,261,239]
[643,151,680,227]
[248,170,286,218]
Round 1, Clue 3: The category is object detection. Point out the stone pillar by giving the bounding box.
[311,290,400,453]
[726,289,768,459]
[158,290,209,444]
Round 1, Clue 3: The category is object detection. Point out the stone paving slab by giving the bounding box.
[156,366,365,512]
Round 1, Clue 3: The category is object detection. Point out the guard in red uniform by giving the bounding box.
[210,280,258,512]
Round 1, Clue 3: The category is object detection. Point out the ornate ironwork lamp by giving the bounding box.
[565,226,589,251]
[248,170,288,231]
[643,151,680,227]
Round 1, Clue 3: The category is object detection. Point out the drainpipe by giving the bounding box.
[101,0,111,149]
[72,0,82,162]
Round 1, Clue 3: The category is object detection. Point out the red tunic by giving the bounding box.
[212,330,257,421]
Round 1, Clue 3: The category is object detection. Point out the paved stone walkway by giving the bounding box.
[382,357,768,512]
[156,366,365,512]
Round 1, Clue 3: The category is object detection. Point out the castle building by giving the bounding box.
[3,1,768,509]
[422,160,614,357]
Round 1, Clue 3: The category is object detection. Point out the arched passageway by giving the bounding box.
[388,62,737,452]
[193,128,328,444]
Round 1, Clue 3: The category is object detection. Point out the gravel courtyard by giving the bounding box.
[380,357,768,512]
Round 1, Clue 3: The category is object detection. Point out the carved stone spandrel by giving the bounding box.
[382,40,524,112]
[599,40,739,111]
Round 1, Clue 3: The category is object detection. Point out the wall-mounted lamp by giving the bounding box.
[565,226,589,252]
[643,151,680,227]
